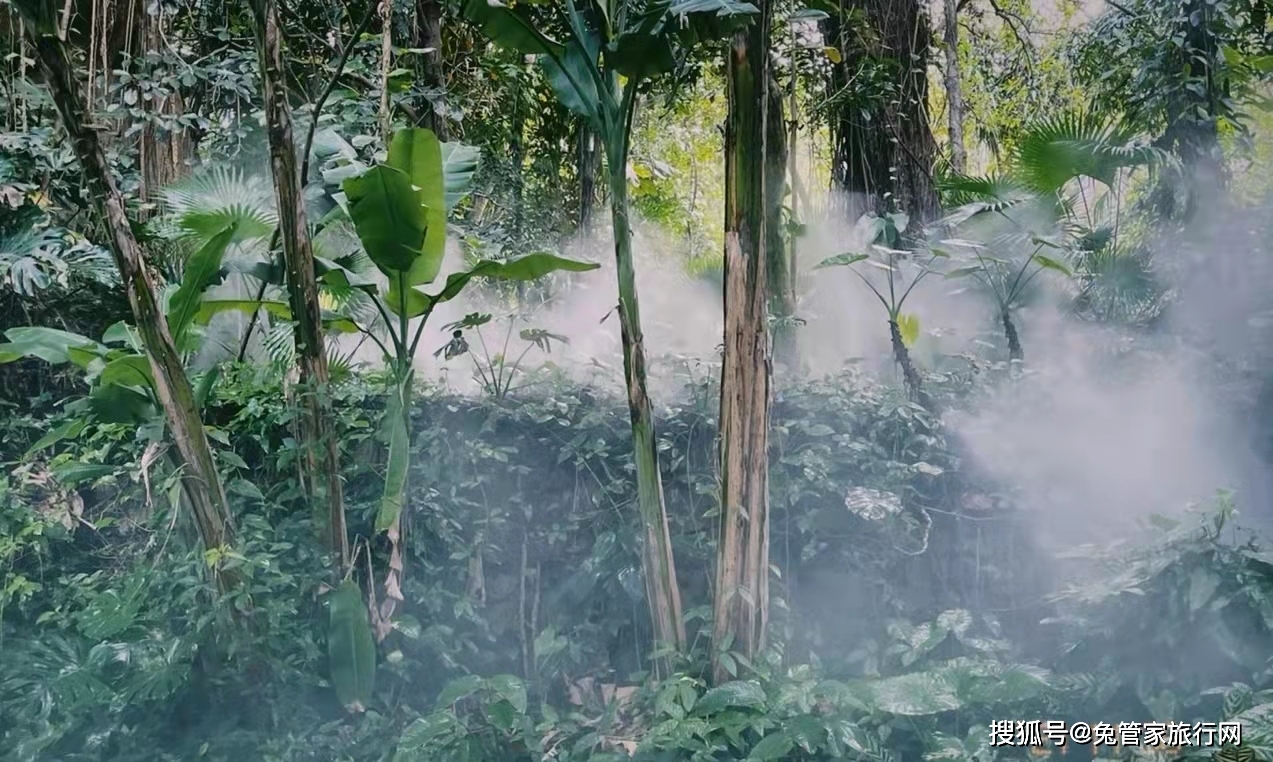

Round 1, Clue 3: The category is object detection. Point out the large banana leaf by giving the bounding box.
[389,253,602,321]
[0,326,106,367]
[343,164,427,277]
[460,0,564,59]
[385,129,447,285]
[167,223,239,349]
[462,0,610,135]
[328,580,377,712]
[440,143,480,213]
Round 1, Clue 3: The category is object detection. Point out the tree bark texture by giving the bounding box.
[607,160,687,662]
[824,0,940,223]
[248,0,349,571]
[413,0,449,140]
[25,25,236,578]
[1002,310,1022,362]
[765,78,796,369]
[942,0,966,174]
[713,7,774,684]
[578,125,601,230]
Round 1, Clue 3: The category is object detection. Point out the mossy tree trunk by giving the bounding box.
[413,0,449,140]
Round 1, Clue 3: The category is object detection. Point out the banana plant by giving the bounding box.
[338,127,599,636]
[817,212,944,409]
[940,236,1072,363]
[462,0,757,657]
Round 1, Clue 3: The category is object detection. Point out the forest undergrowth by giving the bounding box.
[5,362,1273,761]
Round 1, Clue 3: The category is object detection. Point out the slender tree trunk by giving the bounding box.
[606,134,686,665]
[510,59,527,245]
[713,3,774,684]
[942,0,966,174]
[578,125,600,231]
[412,0,448,139]
[765,77,795,370]
[378,0,394,141]
[889,318,932,409]
[1002,310,1022,362]
[248,0,349,572]
[23,22,237,583]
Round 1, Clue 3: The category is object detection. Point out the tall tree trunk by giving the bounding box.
[825,0,940,223]
[765,77,796,370]
[412,0,448,140]
[378,0,394,141]
[606,121,686,665]
[578,125,600,231]
[942,0,966,174]
[510,59,527,245]
[23,20,237,584]
[248,0,349,572]
[713,2,774,684]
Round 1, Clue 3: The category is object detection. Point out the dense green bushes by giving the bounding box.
[5,362,1272,760]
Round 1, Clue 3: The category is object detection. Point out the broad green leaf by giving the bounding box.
[101,321,142,350]
[376,382,410,533]
[694,680,767,714]
[856,669,963,715]
[460,0,564,59]
[395,713,466,759]
[749,731,795,761]
[486,674,528,713]
[387,129,447,285]
[168,223,239,347]
[0,326,105,366]
[87,383,157,425]
[315,256,378,290]
[385,280,434,318]
[98,354,154,391]
[944,265,983,279]
[440,142,480,212]
[607,0,676,79]
[328,580,377,712]
[540,40,606,135]
[816,252,868,269]
[435,674,484,708]
[194,299,292,325]
[344,165,428,276]
[1032,254,1073,276]
[193,366,220,411]
[24,417,87,459]
[53,461,118,486]
[427,253,601,307]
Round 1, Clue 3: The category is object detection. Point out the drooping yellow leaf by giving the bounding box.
[897,313,921,348]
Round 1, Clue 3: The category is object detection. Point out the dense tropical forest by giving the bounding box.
[9,0,1273,758]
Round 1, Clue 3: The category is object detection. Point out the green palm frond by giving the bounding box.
[1014,112,1174,195]
[936,174,1038,227]
[1070,239,1167,325]
[262,321,296,368]
[163,167,276,248]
